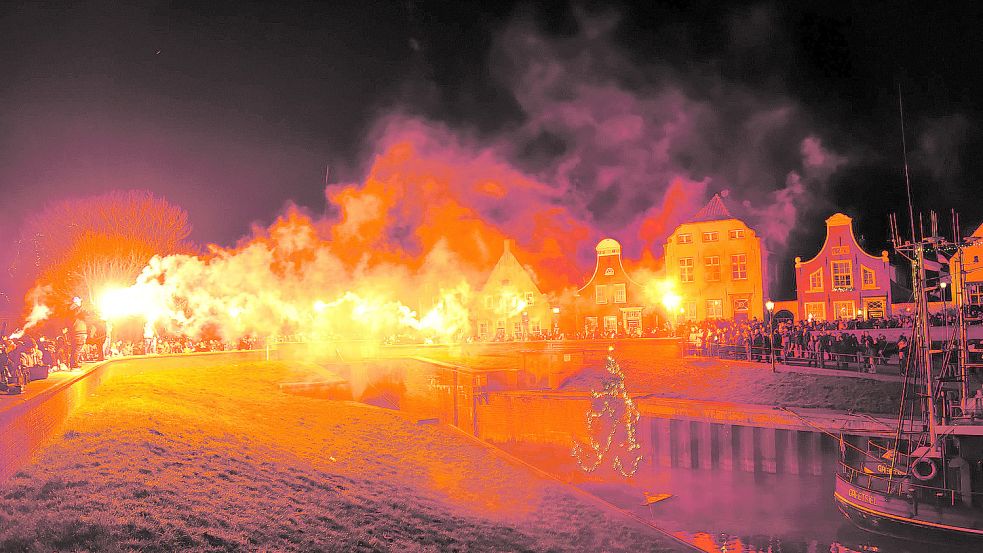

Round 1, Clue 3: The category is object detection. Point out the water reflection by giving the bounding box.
[293,353,978,553]
[494,441,978,553]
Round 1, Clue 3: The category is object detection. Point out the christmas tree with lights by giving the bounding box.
[572,347,643,477]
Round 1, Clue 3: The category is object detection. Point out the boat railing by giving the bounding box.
[839,460,983,507]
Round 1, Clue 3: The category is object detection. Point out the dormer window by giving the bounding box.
[604,267,615,276]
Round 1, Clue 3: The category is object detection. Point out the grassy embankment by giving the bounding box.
[0,356,684,552]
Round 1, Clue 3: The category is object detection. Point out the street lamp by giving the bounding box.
[766,300,776,372]
[941,281,949,338]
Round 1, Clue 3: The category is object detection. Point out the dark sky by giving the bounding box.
[2,0,982,310]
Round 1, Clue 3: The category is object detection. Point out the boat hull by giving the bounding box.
[834,473,983,544]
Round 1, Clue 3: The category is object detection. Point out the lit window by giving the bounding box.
[706,299,723,319]
[595,285,607,304]
[584,317,598,331]
[604,267,615,276]
[684,301,697,321]
[614,283,626,304]
[832,260,853,289]
[603,316,618,332]
[680,258,694,282]
[678,233,693,244]
[702,231,719,242]
[530,320,541,333]
[833,300,856,319]
[809,268,824,292]
[861,266,876,289]
[969,284,983,305]
[513,322,522,336]
[705,256,720,281]
[731,253,747,280]
[478,322,489,337]
[804,302,826,321]
[729,229,745,239]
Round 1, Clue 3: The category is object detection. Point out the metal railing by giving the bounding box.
[684,340,898,373]
[838,460,983,508]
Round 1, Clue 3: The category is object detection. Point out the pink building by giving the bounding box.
[794,213,893,321]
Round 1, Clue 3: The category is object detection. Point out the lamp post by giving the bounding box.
[766,300,776,372]
[941,281,948,339]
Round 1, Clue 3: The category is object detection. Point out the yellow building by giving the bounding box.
[471,239,552,340]
[952,222,983,309]
[662,194,768,322]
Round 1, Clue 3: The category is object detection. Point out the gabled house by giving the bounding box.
[471,239,551,340]
[662,194,768,321]
[573,238,649,336]
[794,213,893,321]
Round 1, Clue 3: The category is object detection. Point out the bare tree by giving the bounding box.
[18,190,193,309]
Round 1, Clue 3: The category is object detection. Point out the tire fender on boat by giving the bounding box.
[911,458,937,481]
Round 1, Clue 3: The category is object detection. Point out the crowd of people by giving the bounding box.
[681,318,907,372]
[1,329,262,395]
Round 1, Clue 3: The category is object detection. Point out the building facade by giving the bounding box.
[794,213,893,322]
[952,222,983,309]
[573,238,649,336]
[663,194,768,322]
[471,239,552,340]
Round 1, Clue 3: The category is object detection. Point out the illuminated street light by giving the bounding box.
[766,300,776,372]
[941,281,949,338]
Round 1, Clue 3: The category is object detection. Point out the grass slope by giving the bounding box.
[0,356,684,552]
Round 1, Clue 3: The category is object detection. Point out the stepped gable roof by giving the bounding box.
[687,193,733,223]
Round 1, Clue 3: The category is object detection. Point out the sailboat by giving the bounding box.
[834,212,983,542]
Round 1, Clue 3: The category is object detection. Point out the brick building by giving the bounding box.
[794,213,893,321]
[573,238,649,335]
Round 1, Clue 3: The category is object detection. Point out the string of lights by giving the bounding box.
[572,346,643,477]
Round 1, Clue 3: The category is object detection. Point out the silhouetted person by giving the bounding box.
[70,316,87,369]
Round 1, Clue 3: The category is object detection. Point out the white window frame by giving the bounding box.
[603,316,618,333]
[613,283,627,304]
[809,268,824,292]
[702,231,719,242]
[595,285,607,304]
[729,229,745,239]
[804,302,826,321]
[832,260,853,289]
[861,266,876,289]
[684,300,697,321]
[680,257,694,283]
[525,292,535,305]
[731,253,747,280]
[678,233,693,244]
[705,256,721,282]
[706,299,723,319]
[833,300,856,320]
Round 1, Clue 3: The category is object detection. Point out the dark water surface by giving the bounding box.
[496,441,980,553]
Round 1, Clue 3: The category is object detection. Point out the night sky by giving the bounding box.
[2,0,982,311]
